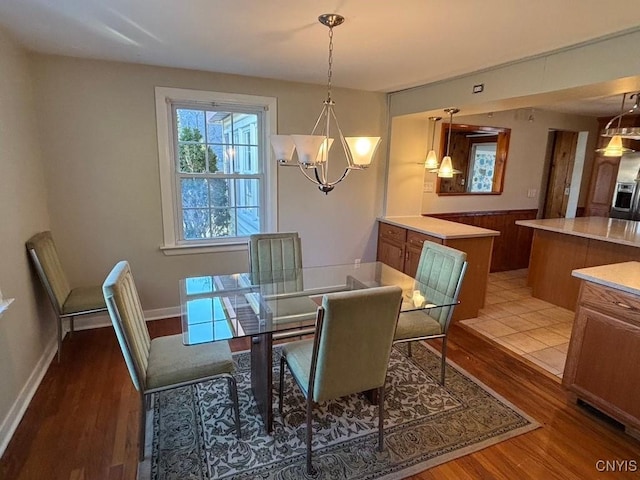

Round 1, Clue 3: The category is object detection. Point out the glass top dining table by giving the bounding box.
[179,261,457,433]
[180,261,457,346]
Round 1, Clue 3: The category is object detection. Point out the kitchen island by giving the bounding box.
[516,217,640,310]
[377,216,499,320]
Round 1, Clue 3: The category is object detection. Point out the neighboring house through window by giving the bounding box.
[155,87,277,254]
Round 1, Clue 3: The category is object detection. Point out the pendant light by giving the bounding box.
[596,92,637,156]
[269,14,381,194]
[424,116,442,169]
[431,108,461,177]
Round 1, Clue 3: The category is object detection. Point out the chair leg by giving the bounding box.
[69,316,75,336]
[278,356,286,414]
[139,393,147,461]
[306,396,314,475]
[227,376,242,438]
[56,316,63,363]
[440,337,448,386]
[378,385,385,452]
[407,341,412,357]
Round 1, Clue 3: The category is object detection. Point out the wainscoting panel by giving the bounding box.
[429,209,538,272]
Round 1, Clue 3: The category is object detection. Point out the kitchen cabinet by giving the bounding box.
[377,217,497,321]
[584,115,640,217]
[563,267,640,439]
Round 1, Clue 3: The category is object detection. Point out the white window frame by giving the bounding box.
[155,87,278,255]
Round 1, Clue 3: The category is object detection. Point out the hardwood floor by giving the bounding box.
[1,318,638,480]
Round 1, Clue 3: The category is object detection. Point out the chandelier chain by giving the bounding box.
[327,26,334,102]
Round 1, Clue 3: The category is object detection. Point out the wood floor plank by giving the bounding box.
[1,318,638,479]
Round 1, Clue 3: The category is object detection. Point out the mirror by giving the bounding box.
[436,123,511,195]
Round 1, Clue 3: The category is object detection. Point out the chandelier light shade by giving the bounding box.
[269,13,381,194]
[424,116,442,170]
[430,108,461,177]
[596,92,638,156]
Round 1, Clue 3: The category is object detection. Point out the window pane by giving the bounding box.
[236,146,259,174]
[207,144,227,174]
[233,113,258,143]
[235,178,259,207]
[237,207,260,236]
[178,143,208,173]
[183,208,211,240]
[205,111,232,144]
[211,208,235,237]
[181,179,209,208]
[176,109,205,141]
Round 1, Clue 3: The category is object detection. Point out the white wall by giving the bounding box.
[30,55,388,311]
[0,29,54,453]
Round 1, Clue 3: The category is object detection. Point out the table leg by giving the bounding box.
[250,333,273,433]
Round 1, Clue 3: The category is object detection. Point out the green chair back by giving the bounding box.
[102,261,151,392]
[249,232,303,294]
[26,231,71,313]
[311,286,402,403]
[414,242,467,328]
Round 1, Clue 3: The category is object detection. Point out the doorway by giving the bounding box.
[542,131,579,218]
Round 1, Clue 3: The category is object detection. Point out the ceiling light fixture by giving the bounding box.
[269,14,381,194]
[430,108,461,178]
[597,92,639,156]
[424,116,442,169]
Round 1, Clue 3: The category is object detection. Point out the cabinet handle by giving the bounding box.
[613,301,637,311]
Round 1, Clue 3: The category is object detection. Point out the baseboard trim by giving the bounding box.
[0,305,180,458]
[0,335,57,457]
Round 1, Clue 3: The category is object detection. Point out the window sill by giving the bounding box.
[160,242,248,256]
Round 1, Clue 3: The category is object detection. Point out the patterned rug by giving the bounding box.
[142,342,539,480]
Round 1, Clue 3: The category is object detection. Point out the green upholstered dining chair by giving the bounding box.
[248,232,316,340]
[102,261,241,460]
[278,285,403,474]
[393,241,467,385]
[26,231,107,362]
[249,232,303,289]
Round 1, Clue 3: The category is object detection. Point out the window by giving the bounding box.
[469,143,497,193]
[155,87,277,254]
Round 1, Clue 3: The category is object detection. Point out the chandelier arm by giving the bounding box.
[329,107,356,167]
[325,167,352,187]
[297,164,325,185]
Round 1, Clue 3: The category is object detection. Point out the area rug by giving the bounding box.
[142,342,539,480]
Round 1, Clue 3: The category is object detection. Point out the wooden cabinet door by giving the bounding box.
[377,237,404,271]
[584,156,618,217]
[564,304,640,430]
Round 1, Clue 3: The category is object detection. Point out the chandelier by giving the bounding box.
[270,14,381,194]
[596,92,639,156]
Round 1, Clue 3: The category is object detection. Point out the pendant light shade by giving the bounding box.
[430,108,461,177]
[424,116,442,170]
[437,156,455,178]
[346,136,381,166]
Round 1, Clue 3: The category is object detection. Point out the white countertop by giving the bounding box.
[380,216,500,239]
[572,261,640,296]
[516,217,640,247]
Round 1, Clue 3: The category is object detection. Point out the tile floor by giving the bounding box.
[460,269,574,380]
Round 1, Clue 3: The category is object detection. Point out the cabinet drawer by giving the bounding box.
[379,222,407,244]
[406,230,443,248]
[579,282,640,327]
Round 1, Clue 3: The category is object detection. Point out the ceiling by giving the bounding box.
[1,0,639,115]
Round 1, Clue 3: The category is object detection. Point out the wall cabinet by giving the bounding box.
[563,281,640,438]
[377,220,494,321]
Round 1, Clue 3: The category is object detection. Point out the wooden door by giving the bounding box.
[543,131,578,218]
